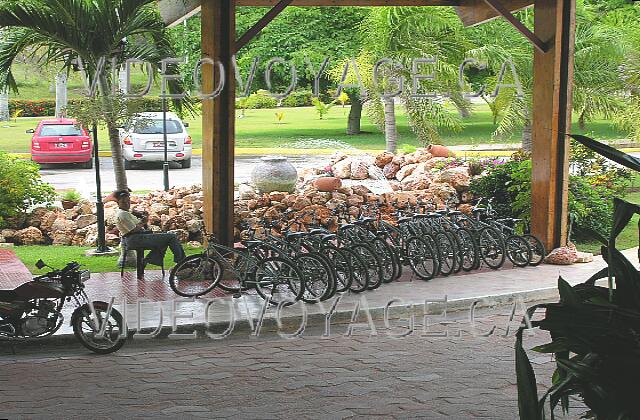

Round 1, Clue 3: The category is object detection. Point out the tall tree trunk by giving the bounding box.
[346,95,362,135]
[522,122,532,153]
[0,89,8,122]
[383,97,397,153]
[55,73,68,118]
[98,75,128,191]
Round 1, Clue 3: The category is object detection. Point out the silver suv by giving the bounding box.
[120,112,193,169]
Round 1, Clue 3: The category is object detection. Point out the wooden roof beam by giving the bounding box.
[235,0,294,53]
[455,0,533,26]
[481,0,548,52]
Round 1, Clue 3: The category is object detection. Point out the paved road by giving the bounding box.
[39,155,329,194]
[0,304,583,419]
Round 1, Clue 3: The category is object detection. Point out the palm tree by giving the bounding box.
[0,0,185,190]
[360,7,469,151]
[466,5,628,151]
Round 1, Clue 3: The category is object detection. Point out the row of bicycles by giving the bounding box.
[168,199,546,306]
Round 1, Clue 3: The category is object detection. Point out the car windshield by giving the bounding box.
[133,119,183,135]
[40,124,83,137]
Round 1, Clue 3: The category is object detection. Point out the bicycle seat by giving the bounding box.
[309,228,329,235]
[321,233,338,241]
[285,232,306,240]
[448,210,462,216]
[472,208,487,214]
[242,240,263,248]
[412,214,429,219]
[427,212,441,218]
[398,217,413,224]
[358,217,376,224]
[436,209,448,215]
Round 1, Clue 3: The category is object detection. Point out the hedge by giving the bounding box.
[9,97,165,117]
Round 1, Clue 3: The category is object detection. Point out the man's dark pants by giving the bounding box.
[123,232,186,266]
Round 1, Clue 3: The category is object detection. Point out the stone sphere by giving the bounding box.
[251,156,298,193]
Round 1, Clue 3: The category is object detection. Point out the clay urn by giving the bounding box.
[427,144,455,158]
[313,176,342,192]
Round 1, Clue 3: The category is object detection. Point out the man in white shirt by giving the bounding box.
[111,190,186,267]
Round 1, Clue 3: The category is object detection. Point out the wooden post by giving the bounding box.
[202,0,236,246]
[530,0,575,251]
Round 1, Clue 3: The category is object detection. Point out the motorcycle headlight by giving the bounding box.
[79,270,91,284]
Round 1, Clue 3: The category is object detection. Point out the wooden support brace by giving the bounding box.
[235,0,294,53]
[481,0,548,53]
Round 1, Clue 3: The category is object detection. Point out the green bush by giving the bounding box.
[0,152,55,228]
[9,97,165,117]
[470,158,614,240]
[237,92,278,109]
[281,90,313,107]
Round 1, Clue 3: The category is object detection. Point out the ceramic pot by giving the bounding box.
[61,200,77,210]
[427,144,455,158]
[251,156,298,193]
[313,176,342,192]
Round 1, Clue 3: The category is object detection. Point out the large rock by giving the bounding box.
[383,162,400,179]
[186,219,204,234]
[396,163,417,181]
[51,218,77,234]
[1,229,17,243]
[76,214,98,229]
[430,182,459,204]
[435,167,471,192]
[27,207,50,228]
[332,159,352,179]
[168,229,190,243]
[375,152,394,167]
[15,227,45,245]
[150,202,170,216]
[238,184,257,200]
[350,160,369,180]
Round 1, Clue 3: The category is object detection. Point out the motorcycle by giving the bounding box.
[0,260,125,354]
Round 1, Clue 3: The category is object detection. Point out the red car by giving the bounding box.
[28,119,93,168]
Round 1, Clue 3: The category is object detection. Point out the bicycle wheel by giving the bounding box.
[254,257,305,306]
[169,254,222,297]
[506,235,533,267]
[478,227,506,269]
[296,253,336,303]
[372,237,398,284]
[455,228,479,272]
[342,247,370,293]
[350,243,383,290]
[522,234,546,266]
[405,236,438,281]
[435,232,455,276]
[447,231,464,274]
[323,246,353,293]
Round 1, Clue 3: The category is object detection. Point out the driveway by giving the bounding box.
[38,155,330,194]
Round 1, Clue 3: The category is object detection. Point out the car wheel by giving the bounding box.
[181,158,192,169]
[124,159,134,170]
[81,158,93,169]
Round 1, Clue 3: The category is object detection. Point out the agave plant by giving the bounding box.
[516,134,640,419]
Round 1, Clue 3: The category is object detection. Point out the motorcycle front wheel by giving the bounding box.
[72,302,126,355]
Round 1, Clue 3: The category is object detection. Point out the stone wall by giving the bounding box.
[3,149,477,246]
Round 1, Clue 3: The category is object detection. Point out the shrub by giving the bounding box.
[237,92,278,109]
[9,97,166,117]
[281,90,313,107]
[470,157,614,240]
[0,152,55,228]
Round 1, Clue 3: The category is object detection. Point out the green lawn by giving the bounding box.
[13,244,203,275]
[0,104,626,154]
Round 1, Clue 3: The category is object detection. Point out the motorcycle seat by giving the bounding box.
[0,290,18,302]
